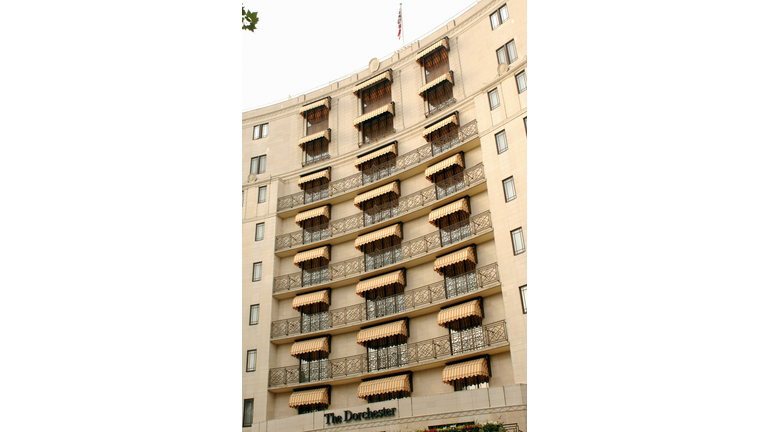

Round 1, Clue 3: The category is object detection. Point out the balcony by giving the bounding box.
[276,120,479,216]
[271,263,500,341]
[272,210,493,298]
[267,320,508,389]
[275,163,486,254]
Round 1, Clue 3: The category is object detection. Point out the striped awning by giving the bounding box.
[422,113,459,139]
[353,70,393,96]
[295,205,330,225]
[415,37,450,65]
[357,320,408,345]
[437,299,482,327]
[425,153,464,180]
[418,72,454,98]
[442,358,490,384]
[292,290,330,310]
[358,374,411,398]
[353,181,400,208]
[353,102,395,129]
[289,388,330,407]
[298,129,331,148]
[356,270,405,295]
[428,198,470,226]
[354,224,402,250]
[298,97,331,117]
[434,246,476,274]
[297,168,330,186]
[293,246,330,265]
[290,336,330,357]
[355,143,397,168]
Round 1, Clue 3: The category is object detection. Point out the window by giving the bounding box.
[250,155,266,174]
[299,357,329,383]
[243,399,254,427]
[488,88,500,110]
[511,228,525,255]
[249,304,259,325]
[257,186,266,203]
[496,40,518,64]
[246,349,257,372]
[453,377,490,391]
[450,326,485,354]
[524,117,527,133]
[519,285,527,314]
[253,123,268,140]
[503,176,516,202]
[255,223,264,241]
[252,262,262,282]
[495,130,508,154]
[516,70,527,93]
[489,4,509,30]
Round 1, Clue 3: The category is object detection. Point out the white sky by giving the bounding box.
[242,0,480,111]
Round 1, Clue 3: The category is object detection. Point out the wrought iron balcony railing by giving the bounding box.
[275,163,486,251]
[272,210,493,295]
[270,263,500,339]
[426,97,457,118]
[277,120,479,212]
[268,320,508,387]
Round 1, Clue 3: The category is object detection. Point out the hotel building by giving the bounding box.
[242,1,526,430]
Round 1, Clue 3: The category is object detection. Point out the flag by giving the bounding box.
[397,5,402,39]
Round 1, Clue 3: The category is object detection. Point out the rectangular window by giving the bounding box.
[519,285,527,314]
[252,262,262,282]
[253,123,268,140]
[516,71,527,93]
[503,176,516,202]
[490,4,508,29]
[250,155,266,174]
[243,399,254,427]
[497,40,518,64]
[495,130,508,154]
[524,117,527,133]
[258,186,266,203]
[511,228,525,255]
[496,47,507,65]
[249,304,259,325]
[246,349,257,372]
[488,88,500,110]
[453,377,490,391]
[450,326,485,354]
[255,223,264,241]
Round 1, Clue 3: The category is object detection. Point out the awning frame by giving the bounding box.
[428,196,470,227]
[356,268,406,296]
[358,372,412,399]
[354,223,403,250]
[433,245,477,275]
[418,71,454,99]
[422,111,459,140]
[357,319,409,347]
[289,386,331,408]
[415,37,450,66]
[355,141,398,169]
[353,69,393,97]
[437,297,484,329]
[353,101,395,130]
[298,97,331,118]
[442,355,492,384]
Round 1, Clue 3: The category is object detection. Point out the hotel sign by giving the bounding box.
[324,407,396,425]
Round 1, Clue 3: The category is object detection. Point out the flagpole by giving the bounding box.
[401,3,405,48]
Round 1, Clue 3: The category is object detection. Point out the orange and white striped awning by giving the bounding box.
[297,168,330,186]
[288,388,330,407]
[418,72,454,98]
[428,198,470,226]
[425,153,464,180]
[353,102,395,129]
[356,270,405,295]
[291,290,330,310]
[437,299,482,327]
[298,129,331,148]
[295,205,330,225]
[415,37,450,65]
[298,97,331,117]
[357,320,408,345]
[290,336,330,357]
[434,246,476,274]
[357,374,411,398]
[354,224,402,250]
[353,70,393,96]
[293,246,330,265]
[422,113,459,139]
[355,143,397,168]
[442,358,489,383]
[353,181,400,208]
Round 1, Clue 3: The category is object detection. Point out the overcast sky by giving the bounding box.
[242,0,480,111]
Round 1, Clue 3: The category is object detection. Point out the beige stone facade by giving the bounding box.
[242,1,526,430]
